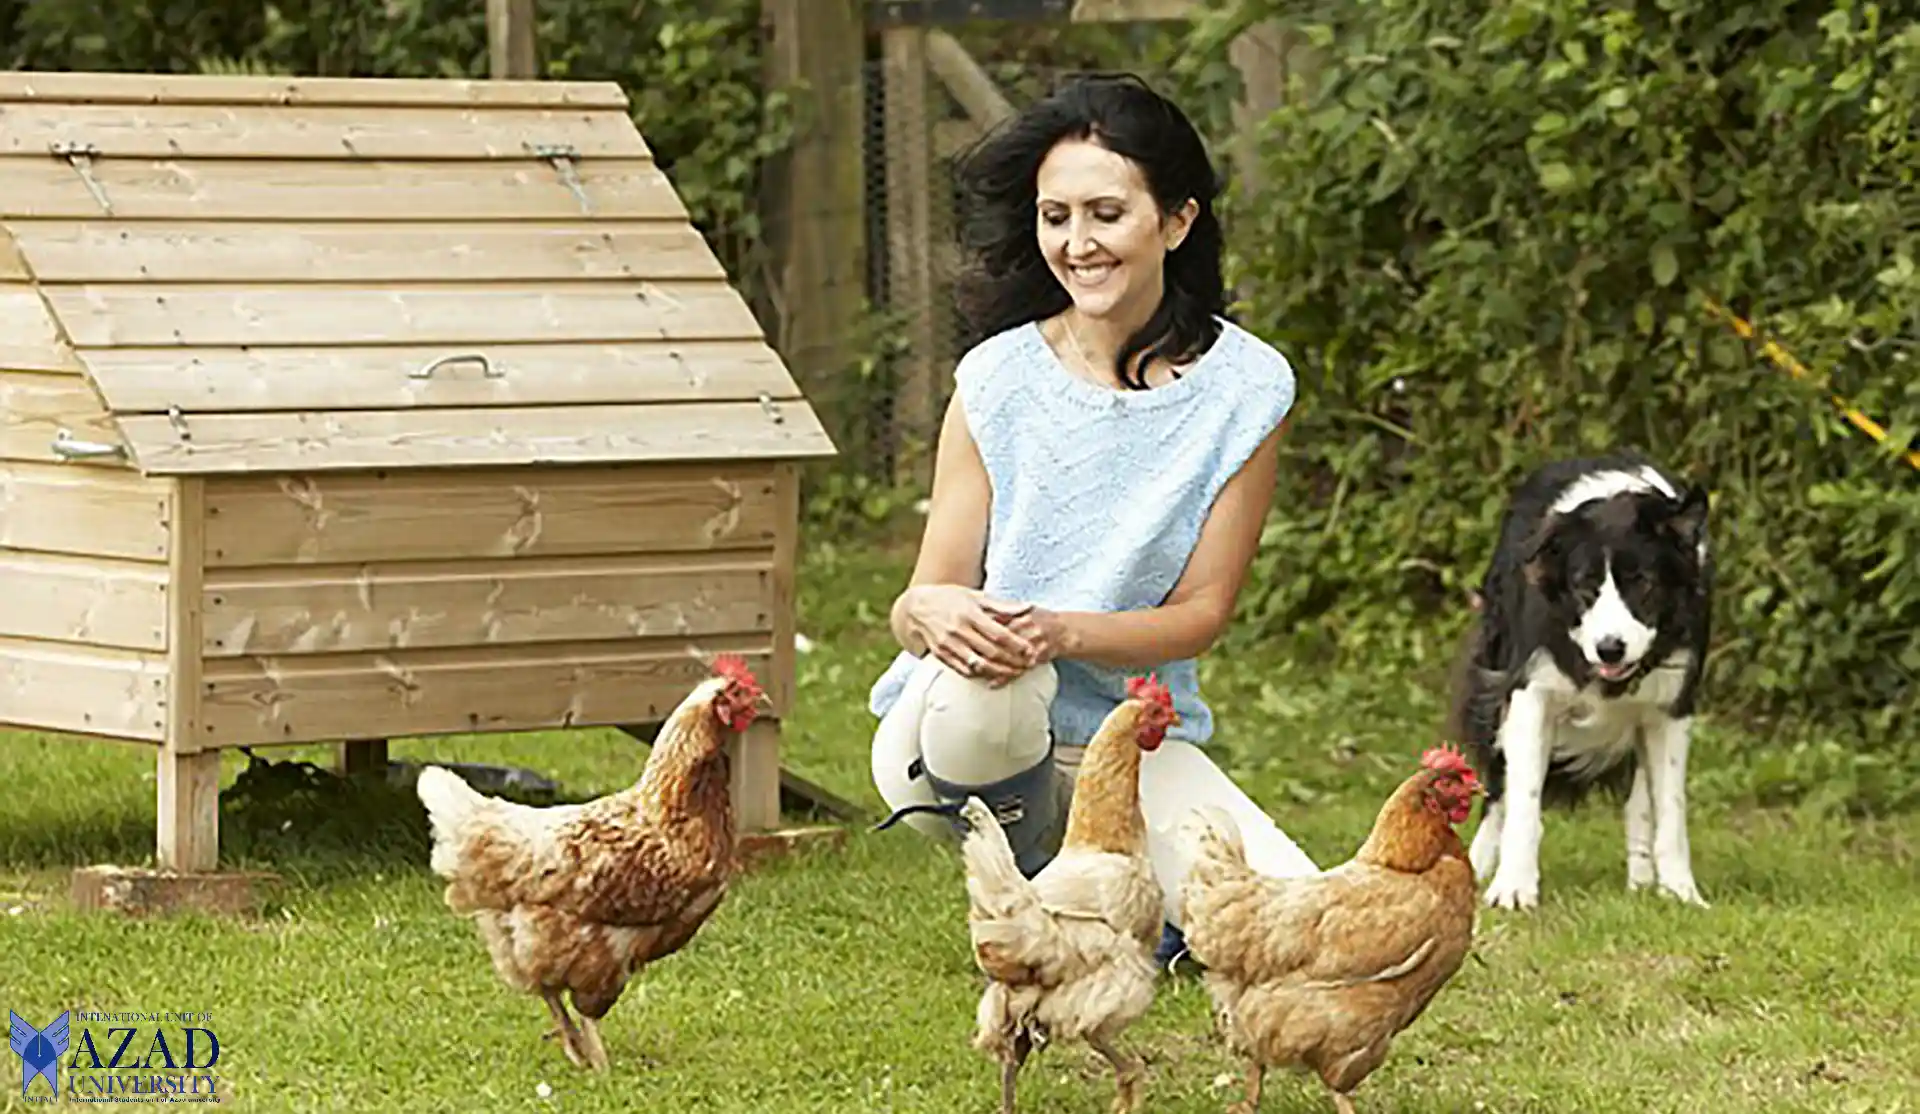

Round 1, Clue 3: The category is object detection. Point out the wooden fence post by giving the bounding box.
[760,0,870,414]
[488,0,537,80]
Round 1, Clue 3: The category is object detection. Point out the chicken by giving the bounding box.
[415,654,767,1072]
[1178,746,1482,1114]
[954,674,1177,1114]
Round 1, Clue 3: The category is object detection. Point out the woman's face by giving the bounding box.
[1034,137,1195,323]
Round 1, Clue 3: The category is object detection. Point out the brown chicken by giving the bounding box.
[415,654,766,1071]
[1178,746,1482,1114]
[955,674,1177,1114]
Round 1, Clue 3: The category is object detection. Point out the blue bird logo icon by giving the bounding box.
[9,1010,71,1097]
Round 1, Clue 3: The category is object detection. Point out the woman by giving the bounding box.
[867,74,1319,957]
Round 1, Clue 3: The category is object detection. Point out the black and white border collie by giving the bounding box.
[1451,453,1713,911]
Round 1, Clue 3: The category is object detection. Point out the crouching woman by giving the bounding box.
[865,74,1318,960]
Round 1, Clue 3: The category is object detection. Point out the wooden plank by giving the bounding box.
[201,551,776,657]
[82,339,799,414]
[14,220,726,284]
[0,71,627,110]
[0,104,646,161]
[0,286,82,374]
[0,549,168,650]
[46,280,764,348]
[0,158,686,222]
[924,31,1014,128]
[1068,0,1196,18]
[202,463,782,567]
[196,637,780,747]
[158,475,214,868]
[489,0,539,80]
[0,461,170,560]
[118,400,838,474]
[0,228,30,281]
[0,369,119,465]
[0,635,167,742]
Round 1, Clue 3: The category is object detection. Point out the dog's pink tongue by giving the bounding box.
[1597,662,1631,680]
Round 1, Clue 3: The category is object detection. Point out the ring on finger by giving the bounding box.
[966,652,983,674]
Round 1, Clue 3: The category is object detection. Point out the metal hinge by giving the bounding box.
[50,140,114,215]
[525,142,594,215]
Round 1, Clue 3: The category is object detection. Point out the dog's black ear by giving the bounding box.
[1664,483,1710,548]
[1520,514,1562,587]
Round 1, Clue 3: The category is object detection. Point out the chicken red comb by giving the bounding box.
[1125,673,1173,710]
[1421,744,1475,779]
[711,654,758,686]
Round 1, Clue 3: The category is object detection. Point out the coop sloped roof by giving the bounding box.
[0,70,836,475]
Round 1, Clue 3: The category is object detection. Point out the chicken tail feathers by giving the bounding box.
[1181,804,1255,893]
[416,765,492,879]
[957,796,1066,985]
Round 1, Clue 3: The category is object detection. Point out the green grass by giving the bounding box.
[2,539,1916,1113]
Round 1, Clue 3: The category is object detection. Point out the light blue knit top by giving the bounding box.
[867,316,1298,748]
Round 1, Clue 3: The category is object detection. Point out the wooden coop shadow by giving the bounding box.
[0,69,846,916]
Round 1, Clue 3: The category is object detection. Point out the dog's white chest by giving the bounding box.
[1548,697,1641,770]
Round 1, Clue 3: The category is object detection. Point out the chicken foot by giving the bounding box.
[1087,1035,1144,1114]
[575,1016,611,1072]
[541,991,595,1071]
[1225,1062,1263,1114]
[1329,1092,1356,1114]
[998,1032,1032,1114]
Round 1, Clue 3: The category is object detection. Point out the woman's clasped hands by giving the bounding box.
[899,585,1071,687]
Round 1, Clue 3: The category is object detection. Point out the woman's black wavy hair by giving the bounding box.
[950,71,1226,391]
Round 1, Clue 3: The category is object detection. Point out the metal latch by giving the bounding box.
[757,392,785,425]
[525,142,594,215]
[50,427,127,463]
[50,140,114,215]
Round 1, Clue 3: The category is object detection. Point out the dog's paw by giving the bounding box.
[1627,856,1656,890]
[1482,872,1539,911]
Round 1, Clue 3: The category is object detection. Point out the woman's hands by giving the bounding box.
[899,585,1050,685]
[982,598,1075,669]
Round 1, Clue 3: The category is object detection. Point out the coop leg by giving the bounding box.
[729,717,781,833]
[157,750,221,872]
[335,738,389,776]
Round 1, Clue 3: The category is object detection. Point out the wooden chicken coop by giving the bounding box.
[0,69,836,880]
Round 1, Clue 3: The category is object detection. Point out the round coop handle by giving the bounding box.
[50,427,127,462]
[410,353,503,380]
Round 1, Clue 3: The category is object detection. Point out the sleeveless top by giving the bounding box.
[866,317,1298,747]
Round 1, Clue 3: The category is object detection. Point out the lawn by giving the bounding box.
[1,539,1915,1114]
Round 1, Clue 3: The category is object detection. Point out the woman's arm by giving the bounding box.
[1021,420,1287,670]
[890,393,990,651]
[887,394,1035,679]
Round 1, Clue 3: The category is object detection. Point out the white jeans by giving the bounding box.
[870,655,1320,926]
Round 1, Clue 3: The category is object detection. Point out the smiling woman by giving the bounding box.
[864,74,1320,957]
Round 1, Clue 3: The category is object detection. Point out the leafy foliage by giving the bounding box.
[1166,0,1919,769]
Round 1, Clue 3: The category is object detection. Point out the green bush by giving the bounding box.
[1175,1,1918,766]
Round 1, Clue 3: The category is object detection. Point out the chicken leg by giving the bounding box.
[575,1016,610,1072]
[1226,1062,1263,1114]
[541,991,593,1070]
[1087,1034,1144,1114]
[998,1032,1033,1114]
[1330,1092,1356,1114]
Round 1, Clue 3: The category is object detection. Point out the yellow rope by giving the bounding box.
[1700,295,1920,472]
